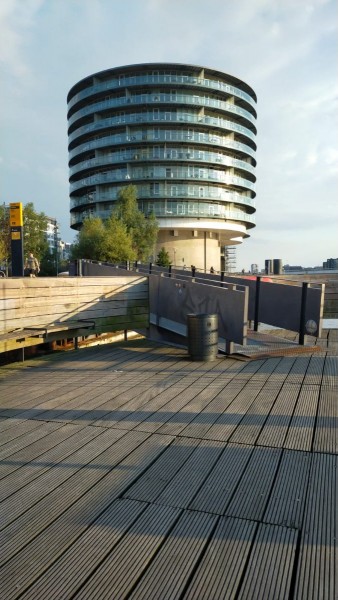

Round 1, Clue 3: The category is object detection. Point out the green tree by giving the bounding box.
[0,205,11,271]
[40,250,58,276]
[71,217,107,260]
[72,215,136,263]
[23,203,49,260]
[72,186,159,263]
[103,215,136,262]
[156,247,172,267]
[0,202,48,272]
[115,185,158,261]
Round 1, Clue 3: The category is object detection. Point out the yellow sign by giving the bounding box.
[10,202,23,227]
[11,231,21,240]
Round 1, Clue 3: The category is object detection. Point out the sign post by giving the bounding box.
[10,203,24,277]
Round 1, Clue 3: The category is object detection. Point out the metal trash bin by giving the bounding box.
[187,313,218,361]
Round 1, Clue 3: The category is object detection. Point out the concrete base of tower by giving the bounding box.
[155,230,223,273]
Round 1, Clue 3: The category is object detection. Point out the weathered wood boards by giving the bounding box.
[0,276,149,352]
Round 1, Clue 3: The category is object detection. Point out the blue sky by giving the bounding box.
[1,0,337,270]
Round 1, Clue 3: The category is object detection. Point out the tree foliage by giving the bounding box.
[72,185,159,263]
[156,247,172,267]
[0,202,48,271]
[71,215,136,262]
[23,203,49,259]
[0,206,11,267]
[103,215,136,262]
[71,217,107,261]
[115,185,158,261]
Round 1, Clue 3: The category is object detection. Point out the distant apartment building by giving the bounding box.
[59,241,73,261]
[45,217,60,254]
[323,258,338,269]
[67,63,257,270]
[45,217,72,262]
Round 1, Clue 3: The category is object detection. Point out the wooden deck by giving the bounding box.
[0,331,337,599]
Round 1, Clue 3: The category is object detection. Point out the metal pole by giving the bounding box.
[168,265,172,278]
[220,271,224,288]
[299,282,309,345]
[149,262,152,274]
[254,276,261,332]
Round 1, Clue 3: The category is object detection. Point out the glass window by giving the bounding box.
[150,183,159,195]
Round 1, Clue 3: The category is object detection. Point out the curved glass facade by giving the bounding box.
[68,63,257,270]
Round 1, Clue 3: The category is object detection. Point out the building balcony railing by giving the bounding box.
[69,130,256,162]
[70,185,256,210]
[69,168,256,193]
[68,112,256,145]
[68,93,256,128]
[68,72,256,112]
[70,201,256,227]
[69,149,256,178]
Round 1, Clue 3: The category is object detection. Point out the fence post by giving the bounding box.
[254,276,261,332]
[149,262,153,274]
[299,282,309,345]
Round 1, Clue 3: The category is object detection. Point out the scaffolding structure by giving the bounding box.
[223,246,237,273]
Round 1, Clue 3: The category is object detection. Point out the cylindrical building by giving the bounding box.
[67,63,257,270]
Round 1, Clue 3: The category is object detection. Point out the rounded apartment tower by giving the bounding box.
[67,63,257,270]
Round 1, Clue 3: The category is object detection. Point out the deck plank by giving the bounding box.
[313,388,338,454]
[283,385,320,451]
[228,383,282,445]
[155,439,225,509]
[263,449,312,528]
[0,431,172,565]
[0,335,336,598]
[255,384,301,448]
[238,523,298,599]
[129,510,217,600]
[184,516,257,599]
[189,443,253,515]
[2,498,146,600]
[294,453,337,600]
[225,446,282,521]
[202,381,265,442]
[73,504,182,600]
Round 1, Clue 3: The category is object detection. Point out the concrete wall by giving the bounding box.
[156,230,221,272]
